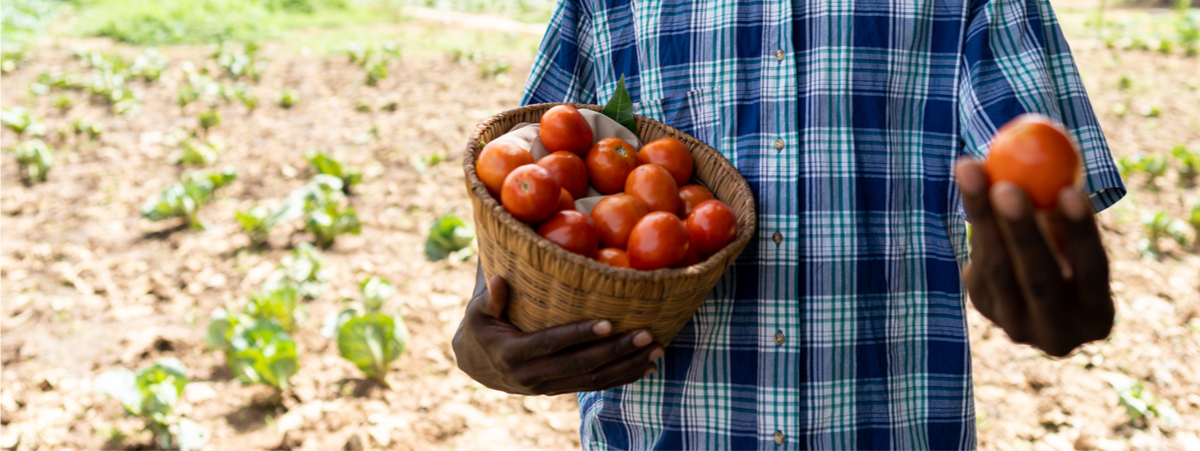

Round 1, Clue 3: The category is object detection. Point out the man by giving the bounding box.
[454,0,1126,447]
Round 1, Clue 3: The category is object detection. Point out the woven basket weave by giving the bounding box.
[463,103,757,346]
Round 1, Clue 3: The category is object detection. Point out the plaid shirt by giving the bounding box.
[519,0,1125,448]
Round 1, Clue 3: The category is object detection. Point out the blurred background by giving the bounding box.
[0,0,1197,449]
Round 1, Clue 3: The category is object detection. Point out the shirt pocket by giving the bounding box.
[632,86,721,149]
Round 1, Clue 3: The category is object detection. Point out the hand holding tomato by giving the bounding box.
[956,158,1113,358]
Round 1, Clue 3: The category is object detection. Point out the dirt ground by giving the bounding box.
[1,8,1199,451]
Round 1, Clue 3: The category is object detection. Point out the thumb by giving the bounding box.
[483,275,509,318]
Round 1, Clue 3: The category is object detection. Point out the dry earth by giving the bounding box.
[1,8,1198,451]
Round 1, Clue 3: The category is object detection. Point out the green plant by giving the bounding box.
[12,139,55,183]
[262,242,328,298]
[2,0,59,73]
[602,75,637,136]
[1108,376,1182,428]
[411,151,447,174]
[305,151,362,192]
[243,283,305,331]
[93,358,209,451]
[221,318,299,391]
[424,213,475,261]
[173,138,222,166]
[73,118,105,139]
[1141,105,1162,118]
[233,84,259,109]
[277,88,300,108]
[1117,75,1132,90]
[480,59,511,78]
[1171,145,1199,186]
[365,60,388,86]
[129,48,169,82]
[1139,211,1190,257]
[213,41,264,81]
[53,94,74,111]
[359,276,395,312]
[305,196,362,249]
[336,312,408,386]
[1189,201,1200,238]
[1117,153,1168,188]
[141,167,237,228]
[198,109,222,133]
[236,205,272,245]
[1,107,46,136]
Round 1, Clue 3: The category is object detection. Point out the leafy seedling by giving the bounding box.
[1118,153,1168,189]
[225,319,299,391]
[359,276,395,312]
[305,151,363,193]
[236,206,272,246]
[1139,211,1190,257]
[2,107,47,136]
[424,213,475,262]
[233,84,259,110]
[411,152,447,174]
[480,59,511,78]
[1108,376,1182,429]
[73,118,104,140]
[365,60,388,87]
[12,139,55,184]
[94,358,209,451]
[198,109,221,133]
[277,88,300,109]
[1171,145,1199,187]
[53,94,74,111]
[262,242,329,299]
[242,284,305,331]
[336,312,408,387]
[141,167,237,229]
[173,138,221,166]
[602,75,638,136]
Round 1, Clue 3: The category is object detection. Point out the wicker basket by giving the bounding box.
[463,103,757,346]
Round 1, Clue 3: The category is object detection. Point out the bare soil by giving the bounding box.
[1,13,1198,451]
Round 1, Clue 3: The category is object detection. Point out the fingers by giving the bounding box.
[535,343,664,395]
[991,183,1068,306]
[957,160,1028,334]
[1056,188,1114,341]
[517,330,654,381]
[484,275,508,318]
[510,319,617,361]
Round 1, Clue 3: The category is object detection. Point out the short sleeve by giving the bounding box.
[520,0,598,106]
[957,0,1126,212]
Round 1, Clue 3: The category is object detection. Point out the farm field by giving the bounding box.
[1,1,1199,450]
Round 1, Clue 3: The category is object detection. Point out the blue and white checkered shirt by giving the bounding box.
[519,0,1126,448]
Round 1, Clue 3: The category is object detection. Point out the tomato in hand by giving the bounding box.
[596,248,631,268]
[625,164,681,214]
[477,141,534,196]
[540,105,594,156]
[627,212,690,270]
[557,188,575,212]
[585,137,640,194]
[983,114,1081,210]
[686,200,738,256]
[538,151,589,199]
[590,194,648,249]
[678,184,715,218]
[638,137,693,187]
[537,210,599,258]
[501,164,561,224]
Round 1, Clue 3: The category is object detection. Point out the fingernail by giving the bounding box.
[633,331,653,347]
[648,348,664,361]
[991,183,1026,221]
[593,320,612,336]
[1059,188,1088,221]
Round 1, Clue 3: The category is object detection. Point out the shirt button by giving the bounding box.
[775,49,786,61]
[772,232,783,245]
[773,139,785,150]
[775,332,786,345]
[774,431,786,445]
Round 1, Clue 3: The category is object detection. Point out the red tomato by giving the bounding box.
[673,245,703,269]
[596,248,631,268]
[585,137,640,194]
[678,184,715,218]
[627,212,690,270]
[638,137,694,186]
[590,194,648,249]
[501,164,561,224]
[538,151,589,199]
[984,114,1081,210]
[557,188,575,212]
[686,200,737,256]
[540,105,594,156]
[625,164,681,214]
[477,142,534,197]
[537,210,599,257]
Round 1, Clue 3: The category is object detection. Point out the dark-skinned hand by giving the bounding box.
[956,159,1115,358]
[452,264,664,395]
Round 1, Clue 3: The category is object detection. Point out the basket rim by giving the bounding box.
[464,102,758,284]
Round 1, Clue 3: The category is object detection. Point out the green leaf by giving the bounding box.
[424,214,475,261]
[601,75,637,136]
[243,284,304,331]
[94,368,143,416]
[228,320,298,390]
[337,313,407,379]
[236,206,270,242]
[135,358,189,420]
[205,308,236,350]
[360,276,395,312]
[171,418,209,451]
[321,308,357,339]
